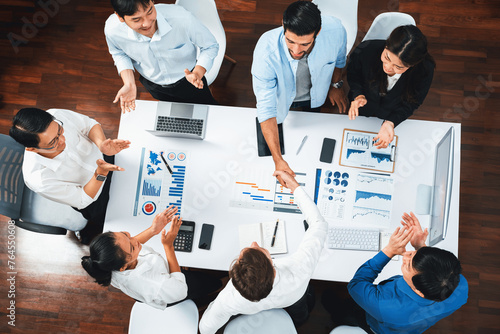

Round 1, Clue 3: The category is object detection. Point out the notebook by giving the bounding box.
[238,220,287,255]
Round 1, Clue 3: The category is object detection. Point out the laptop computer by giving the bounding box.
[146,102,209,140]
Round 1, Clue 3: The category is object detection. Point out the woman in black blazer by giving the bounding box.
[346,25,435,148]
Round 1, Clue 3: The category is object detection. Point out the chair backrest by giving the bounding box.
[330,325,368,334]
[19,187,87,232]
[0,135,86,232]
[0,134,25,219]
[313,0,359,54]
[175,0,226,85]
[128,300,199,334]
[362,12,416,42]
[223,309,298,334]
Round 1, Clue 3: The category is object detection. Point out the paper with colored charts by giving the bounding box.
[339,129,398,173]
[351,172,394,228]
[314,169,352,220]
[230,166,306,214]
[134,148,188,217]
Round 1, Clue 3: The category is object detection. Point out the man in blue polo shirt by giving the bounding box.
[252,1,347,186]
[322,212,468,333]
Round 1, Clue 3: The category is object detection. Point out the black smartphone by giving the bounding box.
[320,138,336,163]
[198,223,214,250]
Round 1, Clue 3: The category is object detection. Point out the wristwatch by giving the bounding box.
[331,80,344,89]
[94,171,107,182]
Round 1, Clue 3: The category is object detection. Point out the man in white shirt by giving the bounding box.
[9,108,130,243]
[105,0,219,113]
[199,171,328,334]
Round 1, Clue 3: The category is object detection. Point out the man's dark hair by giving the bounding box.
[283,1,321,37]
[229,248,275,302]
[9,108,54,148]
[412,247,462,302]
[111,0,152,18]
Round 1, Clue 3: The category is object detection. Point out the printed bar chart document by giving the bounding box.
[134,148,188,216]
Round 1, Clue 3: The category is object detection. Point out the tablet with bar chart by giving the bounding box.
[134,148,188,216]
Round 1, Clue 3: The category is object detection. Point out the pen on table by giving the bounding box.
[160,152,173,174]
[296,135,308,155]
[271,219,279,247]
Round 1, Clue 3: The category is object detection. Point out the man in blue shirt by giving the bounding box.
[252,1,347,185]
[322,212,468,333]
[105,0,219,113]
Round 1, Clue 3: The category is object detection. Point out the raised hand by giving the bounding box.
[95,158,124,175]
[382,227,413,258]
[401,212,428,249]
[150,206,178,235]
[99,138,131,156]
[161,215,183,247]
[113,84,137,113]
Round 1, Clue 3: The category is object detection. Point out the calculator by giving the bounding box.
[173,220,195,252]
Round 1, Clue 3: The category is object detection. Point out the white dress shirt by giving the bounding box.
[105,4,219,86]
[22,109,103,209]
[387,73,402,91]
[199,186,328,334]
[111,245,187,310]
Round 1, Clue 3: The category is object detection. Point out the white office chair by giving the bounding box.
[313,0,359,54]
[128,300,198,334]
[0,134,87,234]
[223,309,297,334]
[330,325,368,334]
[362,12,416,42]
[175,0,236,85]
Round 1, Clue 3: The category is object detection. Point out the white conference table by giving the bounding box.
[105,100,461,283]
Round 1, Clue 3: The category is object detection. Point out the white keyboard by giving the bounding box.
[327,227,380,251]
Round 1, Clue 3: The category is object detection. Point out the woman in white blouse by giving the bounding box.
[82,206,221,309]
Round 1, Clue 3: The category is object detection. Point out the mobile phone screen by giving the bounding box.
[320,138,336,163]
[198,224,214,250]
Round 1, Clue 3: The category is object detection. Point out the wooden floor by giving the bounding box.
[1,0,500,333]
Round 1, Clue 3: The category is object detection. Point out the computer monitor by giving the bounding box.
[428,127,454,247]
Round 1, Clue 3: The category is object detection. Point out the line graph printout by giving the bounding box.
[340,129,398,173]
[273,172,306,214]
[134,148,188,216]
[230,167,275,211]
[352,173,394,227]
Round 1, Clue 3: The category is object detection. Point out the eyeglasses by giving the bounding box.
[37,119,64,150]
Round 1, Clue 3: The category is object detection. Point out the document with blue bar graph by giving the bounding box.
[339,129,398,173]
[134,148,188,216]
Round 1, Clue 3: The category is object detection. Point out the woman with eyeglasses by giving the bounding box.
[346,25,435,148]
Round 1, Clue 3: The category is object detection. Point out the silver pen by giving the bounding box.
[296,135,308,155]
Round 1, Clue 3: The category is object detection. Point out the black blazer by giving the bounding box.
[347,40,434,127]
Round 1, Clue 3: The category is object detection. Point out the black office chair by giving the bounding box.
[0,134,87,234]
